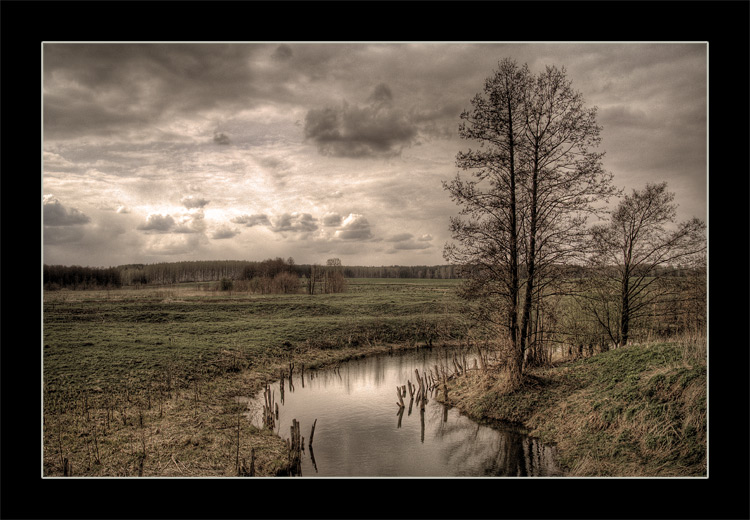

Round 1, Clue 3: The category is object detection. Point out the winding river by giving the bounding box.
[245,346,562,477]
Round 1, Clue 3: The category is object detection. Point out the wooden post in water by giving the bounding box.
[263,385,276,429]
[396,386,405,408]
[309,419,317,447]
[289,419,302,475]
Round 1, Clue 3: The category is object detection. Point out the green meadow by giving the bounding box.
[43,278,467,395]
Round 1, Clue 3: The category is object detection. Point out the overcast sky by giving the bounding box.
[42,42,707,267]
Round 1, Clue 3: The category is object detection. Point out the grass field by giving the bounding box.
[42,277,705,477]
[42,278,469,476]
[43,278,466,393]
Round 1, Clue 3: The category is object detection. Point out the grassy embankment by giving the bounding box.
[442,336,707,476]
[43,278,468,477]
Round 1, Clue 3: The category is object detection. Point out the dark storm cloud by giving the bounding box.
[271,213,318,233]
[368,83,393,105]
[272,44,293,61]
[231,214,271,227]
[213,132,231,145]
[43,44,273,140]
[303,84,419,158]
[137,214,175,233]
[322,213,343,227]
[43,195,91,226]
[211,226,240,240]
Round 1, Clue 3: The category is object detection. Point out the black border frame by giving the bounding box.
[3,1,748,519]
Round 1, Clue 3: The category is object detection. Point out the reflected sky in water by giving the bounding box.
[246,348,562,477]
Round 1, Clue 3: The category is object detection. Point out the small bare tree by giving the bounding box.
[582,182,706,347]
[324,258,346,294]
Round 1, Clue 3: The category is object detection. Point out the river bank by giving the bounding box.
[439,339,707,476]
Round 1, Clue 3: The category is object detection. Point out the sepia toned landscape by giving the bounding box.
[43,42,707,479]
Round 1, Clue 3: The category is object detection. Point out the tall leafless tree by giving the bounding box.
[444,59,615,390]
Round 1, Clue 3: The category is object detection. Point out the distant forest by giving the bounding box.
[42,258,698,291]
[42,259,462,290]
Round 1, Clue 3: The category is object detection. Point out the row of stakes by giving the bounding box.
[397,367,449,411]
[397,354,470,412]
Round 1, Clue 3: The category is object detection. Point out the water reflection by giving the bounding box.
[246,347,562,477]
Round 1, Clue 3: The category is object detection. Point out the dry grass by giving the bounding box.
[440,339,707,477]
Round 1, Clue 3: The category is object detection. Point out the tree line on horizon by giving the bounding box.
[42,258,466,291]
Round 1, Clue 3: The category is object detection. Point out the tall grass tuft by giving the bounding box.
[677,328,707,365]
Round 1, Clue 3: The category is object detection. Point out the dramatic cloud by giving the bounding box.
[334,214,373,241]
[303,84,419,158]
[368,83,393,105]
[213,132,231,145]
[42,42,707,266]
[137,214,175,233]
[173,211,206,234]
[271,213,318,234]
[322,213,343,227]
[43,195,91,226]
[272,44,293,61]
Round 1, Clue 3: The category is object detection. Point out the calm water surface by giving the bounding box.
[246,347,562,477]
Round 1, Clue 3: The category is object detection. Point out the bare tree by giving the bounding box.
[516,65,618,364]
[325,258,346,293]
[582,182,706,347]
[444,58,530,390]
[444,59,614,390]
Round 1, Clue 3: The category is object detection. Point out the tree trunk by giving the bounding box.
[507,92,521,363]
[620,276,630,347]
[501,348,524,393]
[520,150,539,363]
